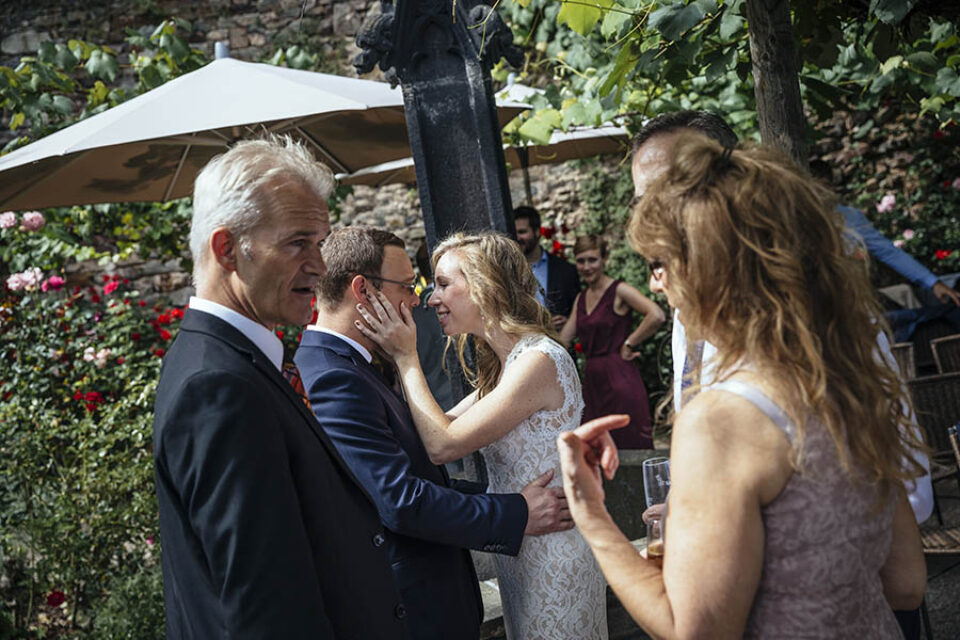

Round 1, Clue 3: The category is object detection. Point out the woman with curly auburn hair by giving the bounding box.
[356,231,619,639]
[558,133,927,639]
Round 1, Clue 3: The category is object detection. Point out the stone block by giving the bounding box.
[1,30,51,55]
[248,33,268,47]
[229,27,250,49]
[332,3,362,36]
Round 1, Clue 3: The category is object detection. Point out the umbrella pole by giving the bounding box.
[518,146,532,205]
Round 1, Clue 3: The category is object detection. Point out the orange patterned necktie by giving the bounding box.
[281,362,312,410]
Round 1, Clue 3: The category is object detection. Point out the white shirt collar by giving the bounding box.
[305,325,373,363]
[188,296,284,371]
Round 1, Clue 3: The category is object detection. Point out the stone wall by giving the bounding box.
[1,0,375,75]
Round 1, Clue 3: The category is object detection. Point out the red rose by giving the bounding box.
[297,332,303,342]
[102,275,110,283]
[311,309,319,324]
[561,224,570,234]
[131,332,141,341]
[154,348,166,358]
[159,329,172,341]
[122,278,130,285]
[276,329,284,339]
[944,180,952,189]
[551,240,564,256]
[103,281,119,295]
[90,294,101,304]
[138,300,146,307]
[170,308,183,320]
[933,130,945,140]
[72,390,82,401]
[935,249,952,260]
[116,357,124,365]
[123,298,130,305]
[540,226,554,239]
[157,314,171,325]
[46,590,65,607]
[574,342,583,353]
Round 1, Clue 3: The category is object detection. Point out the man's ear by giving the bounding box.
[210,228,238,273]
[349,274,369,304]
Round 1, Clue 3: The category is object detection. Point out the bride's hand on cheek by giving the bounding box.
[355,290,418,361]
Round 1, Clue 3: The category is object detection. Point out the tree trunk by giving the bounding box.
[745,0,808,168]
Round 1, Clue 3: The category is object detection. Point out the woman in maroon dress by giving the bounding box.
[560,236,666,448]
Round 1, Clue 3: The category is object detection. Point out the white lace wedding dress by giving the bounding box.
[482,334,608,639]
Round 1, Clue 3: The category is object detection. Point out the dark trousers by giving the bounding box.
[894,608,922,640]
[886,302,960,343]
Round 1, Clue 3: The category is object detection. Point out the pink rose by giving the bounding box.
[41,275,66,292]
[5,273,24,291]
[953,177,960,190]
[893,239,904,248]
[103,281,119,295]
[876,194,896,213]
[0,211,16,229]
[20,267,42,287]
[902,229,915,240]
[21,211,45,231]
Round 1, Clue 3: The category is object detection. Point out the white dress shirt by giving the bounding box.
[305,325,373,363]
[188,296,284,371]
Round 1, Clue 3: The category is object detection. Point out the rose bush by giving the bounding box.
[0,271,176,637]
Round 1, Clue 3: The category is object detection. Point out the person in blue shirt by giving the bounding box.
[837,204,960,342]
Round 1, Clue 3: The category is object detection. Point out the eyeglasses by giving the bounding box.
[360,274,417,295]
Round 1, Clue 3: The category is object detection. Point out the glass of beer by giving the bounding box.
[646,515,664,568]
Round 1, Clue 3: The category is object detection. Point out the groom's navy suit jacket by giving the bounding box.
[154,310,408,639]
[295,330,528,640]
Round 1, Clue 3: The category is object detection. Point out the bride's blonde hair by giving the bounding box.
[432,231,558,398]
[628,133,925,485]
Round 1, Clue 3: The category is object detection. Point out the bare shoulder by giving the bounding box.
[674,389,793,503]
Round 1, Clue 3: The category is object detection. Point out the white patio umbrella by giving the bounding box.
[0,56,529,210]
[338,124,629,194]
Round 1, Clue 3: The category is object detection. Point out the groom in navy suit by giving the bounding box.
[295,226,572,639]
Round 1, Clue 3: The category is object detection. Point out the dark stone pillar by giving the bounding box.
[355,0,522,248]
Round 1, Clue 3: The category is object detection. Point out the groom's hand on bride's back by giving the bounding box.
[520,469,574,535]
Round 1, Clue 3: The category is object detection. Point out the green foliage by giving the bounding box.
[500,0,959,144]
[94,564,165,640]
[818,109,960,281]
[0,274,172,636]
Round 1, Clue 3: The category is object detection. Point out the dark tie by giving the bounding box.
[281,362,312,410]
[369,352,405,400]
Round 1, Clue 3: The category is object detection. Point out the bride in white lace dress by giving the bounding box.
[357,231,618,639]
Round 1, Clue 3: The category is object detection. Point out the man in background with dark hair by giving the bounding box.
[512,205,580,330]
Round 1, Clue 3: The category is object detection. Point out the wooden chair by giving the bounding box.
[931,334,960,374]
[918,425,960,640]
[908,372,960,526]
[892,342,917,380]
[913,319,957,376]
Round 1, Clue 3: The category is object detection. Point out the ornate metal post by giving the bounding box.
[355,0,522,247]
[356,2,521,488]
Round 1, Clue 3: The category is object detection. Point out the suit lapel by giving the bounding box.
[180,311,373,501]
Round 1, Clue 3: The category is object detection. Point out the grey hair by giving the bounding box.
[190,135,335,287]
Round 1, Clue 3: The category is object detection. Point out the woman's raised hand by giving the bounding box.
[355,290,418,362]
